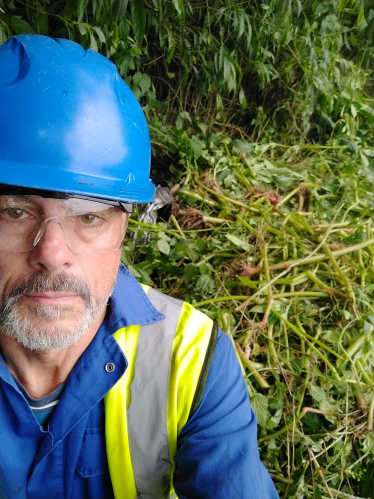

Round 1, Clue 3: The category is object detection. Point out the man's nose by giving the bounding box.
[28,218,75,272]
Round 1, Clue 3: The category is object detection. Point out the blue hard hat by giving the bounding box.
[0,35,156,203]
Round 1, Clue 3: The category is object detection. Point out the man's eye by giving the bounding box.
[1,208,28,220]
[79,213,102,225]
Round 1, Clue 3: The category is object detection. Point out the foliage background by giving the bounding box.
[1,1,373,497]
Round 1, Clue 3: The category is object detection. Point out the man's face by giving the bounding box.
[0,195,128,351]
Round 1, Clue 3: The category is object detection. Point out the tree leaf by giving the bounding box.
[77,0,85,22]
[115,0,129,23]
[77,21,86,36]
[92,26,106,44]
[172,0,184,16]
[131,0,146,42]
[90,34,98,52]
[10,17,35,35]
[35,13,48,35]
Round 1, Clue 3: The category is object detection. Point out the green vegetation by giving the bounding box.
[1,1,373,497]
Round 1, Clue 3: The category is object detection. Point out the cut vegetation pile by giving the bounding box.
[125,138,374,499]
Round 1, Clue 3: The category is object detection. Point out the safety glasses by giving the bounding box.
[0,194,130,254]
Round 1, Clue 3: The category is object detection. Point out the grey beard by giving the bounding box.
[0,272,114,351]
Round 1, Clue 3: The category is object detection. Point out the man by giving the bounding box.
[0,35,279,499]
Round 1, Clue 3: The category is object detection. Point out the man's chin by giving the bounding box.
[0,306,97,351]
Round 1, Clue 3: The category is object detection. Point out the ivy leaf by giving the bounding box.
[131,0,146,42]
[157,239,170,255]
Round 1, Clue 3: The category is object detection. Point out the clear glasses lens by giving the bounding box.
[0,195,126,254]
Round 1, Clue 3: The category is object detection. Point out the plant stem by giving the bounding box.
[193,291,330,307]
[368,391,374,431]
[258,407,338,443]
[235,342,270,389]
[244,238,374,276]
[321,242,356,303]
[271,309,342,379]
[170,215,186,240]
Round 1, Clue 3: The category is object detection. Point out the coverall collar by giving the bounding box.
[108,263,165,332]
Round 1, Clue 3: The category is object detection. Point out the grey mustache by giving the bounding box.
[2,272,92,308]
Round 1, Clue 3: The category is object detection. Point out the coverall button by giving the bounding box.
[105,362,115,373]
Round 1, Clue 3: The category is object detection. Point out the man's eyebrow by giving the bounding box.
[2,194,33,202]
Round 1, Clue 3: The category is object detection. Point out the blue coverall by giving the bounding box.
[0,264,279,499]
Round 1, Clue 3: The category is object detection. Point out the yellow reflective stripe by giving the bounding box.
[105,284,151,499]
[167,301,213,469]
[105,322,142,499]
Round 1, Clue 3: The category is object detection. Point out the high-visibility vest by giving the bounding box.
[104,285,217,499]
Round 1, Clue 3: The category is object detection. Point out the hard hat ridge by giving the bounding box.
[0,35,156,204]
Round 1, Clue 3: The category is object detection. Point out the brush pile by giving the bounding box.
[125,139,374,499]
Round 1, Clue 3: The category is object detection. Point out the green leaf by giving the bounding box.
[226,234,251,251]
[249,304,266,313]
[195,238,207,253]
[77,0,85,22]
[302,412,322,431]
[340,138,359,153]
[310,385,326,403]
[77,22,86,36]
[199,263,213,276]
[236,275,258,289]
[92,26,106,44]
[157,239,170,255]
[268,382,287,406]
[344,232,367,244]
[172,0,184,16]
[90,34,98,52]
[9,17,35,35]
[133,72,151,93]
[184,263,198,283]
[35,13,48,35]
[131,0,146,42]
[115,0,129,23]
[195,275,215,293]
[250,392,269,429]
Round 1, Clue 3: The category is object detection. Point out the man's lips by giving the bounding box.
[22,293,81,305]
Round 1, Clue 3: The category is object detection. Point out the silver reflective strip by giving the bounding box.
[127,288,184,499]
